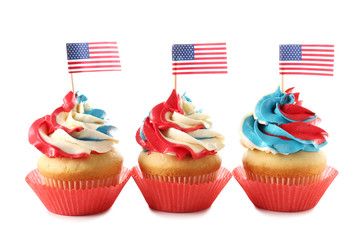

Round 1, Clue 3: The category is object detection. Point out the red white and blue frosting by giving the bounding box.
[29,91,118,158]
[240,87,328,154]
[136,89,224,160]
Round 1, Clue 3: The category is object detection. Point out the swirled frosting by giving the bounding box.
[240,86,328,154]
[29,91,118,158]
[136,89,224,160]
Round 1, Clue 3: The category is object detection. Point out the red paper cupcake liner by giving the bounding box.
[141,170,219,184]
[25,167,131,216]
[132,166,232,213]
[40,173,121,190]
[244,171,323,186]
[232,166,338,212]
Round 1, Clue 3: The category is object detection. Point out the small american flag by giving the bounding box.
[172,43,227,75]
[66,42,121,73]
[279,44,334,76]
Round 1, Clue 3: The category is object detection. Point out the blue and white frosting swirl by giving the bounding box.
[240,87,328,155]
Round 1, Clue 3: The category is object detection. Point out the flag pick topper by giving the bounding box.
[279,44,334,77]
[172,43,228,75]
[66,42,121,74]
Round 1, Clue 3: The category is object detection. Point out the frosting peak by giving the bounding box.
[240,87,328,154]
[136,89,224,159]
[29,91,118,158]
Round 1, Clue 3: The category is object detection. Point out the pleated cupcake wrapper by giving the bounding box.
[25,167,131,216]
[232,166,338,212]
[132,166,232,213]
[40,173,121,190]
[141,170,219,184]
[244,171,323,186]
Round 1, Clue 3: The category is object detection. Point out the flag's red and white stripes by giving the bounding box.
[279,45,334,76]
[68,42,121,74]
[173,43,227,75]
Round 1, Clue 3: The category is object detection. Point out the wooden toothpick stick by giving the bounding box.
[71,73,75,93]
[281,74,284,93]
[174,74,177,91]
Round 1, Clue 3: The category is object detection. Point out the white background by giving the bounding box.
[1,0,359,239]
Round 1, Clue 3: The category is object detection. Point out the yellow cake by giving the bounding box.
[138,151,221,183]
[242,150,326,184]
[38,149,123,182]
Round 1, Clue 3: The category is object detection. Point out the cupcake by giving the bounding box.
[26,91,131,215]
[233,86,338,212]
[136,89,224,183]
[240,86,328,185]
[132,89,231,212]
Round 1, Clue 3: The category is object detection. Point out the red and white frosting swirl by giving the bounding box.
[136,89,224,160]
[29,91,118,159]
